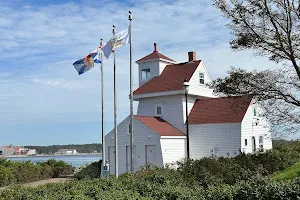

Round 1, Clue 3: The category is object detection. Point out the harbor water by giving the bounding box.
[6,154,102,167]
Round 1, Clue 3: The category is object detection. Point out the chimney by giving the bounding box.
[188,51,196,62]
[153,43,158,52]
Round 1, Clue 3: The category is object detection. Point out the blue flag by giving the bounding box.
[73,48,101,75]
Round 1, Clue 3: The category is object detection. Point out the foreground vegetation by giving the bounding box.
[1,140,300,199]
[1,169,300,199]
[0,159,74,187]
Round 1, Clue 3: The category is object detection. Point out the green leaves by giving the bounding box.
[0,159,75,187]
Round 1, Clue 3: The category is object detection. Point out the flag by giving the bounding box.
[73,48,101,75]
[102,27,129,59]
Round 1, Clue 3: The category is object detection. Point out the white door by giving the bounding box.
[126,145,136,173]
[145,145,156,165]
[108,146,115,175]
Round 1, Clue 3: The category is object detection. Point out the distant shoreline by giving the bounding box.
[5,153,102,158]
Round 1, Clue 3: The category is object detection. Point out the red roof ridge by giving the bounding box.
[195,95,253,101]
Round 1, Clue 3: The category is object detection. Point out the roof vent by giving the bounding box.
[188,51,196,62]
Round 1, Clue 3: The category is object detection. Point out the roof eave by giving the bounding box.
[133,90,184,100]
[136,58,176,64]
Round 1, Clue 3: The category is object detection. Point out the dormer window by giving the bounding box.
[199,72,204,84]
[141,69,150,80]
[155,103,163,116]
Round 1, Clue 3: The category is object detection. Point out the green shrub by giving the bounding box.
[75,160,102,179]
[0,159,75,187]
[2,170,300,200]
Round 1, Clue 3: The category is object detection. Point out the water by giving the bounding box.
[6,154,102,167]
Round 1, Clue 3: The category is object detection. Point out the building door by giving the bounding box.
[252,137,256,152]
[108,146,115,175]
[126,145,136,173]
[145,145,156,165]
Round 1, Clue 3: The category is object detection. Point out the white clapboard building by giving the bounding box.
[105,43,272,175]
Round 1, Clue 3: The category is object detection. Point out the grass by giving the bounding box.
[273,161,300,181]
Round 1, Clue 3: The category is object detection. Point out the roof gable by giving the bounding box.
[189,96,252,124]
[134,115,184,136]
[133,60,201,95]
[136,51,175,63]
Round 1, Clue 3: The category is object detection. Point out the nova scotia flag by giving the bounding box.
[73,48,101,75]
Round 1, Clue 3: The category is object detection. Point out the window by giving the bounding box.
[245,139,248,146]
[155,103,163,116]
[141,69,150,80]
[252,137,256,152]
[128,124,131,134]
[156,106,162,115]
[199,72,205,84]
[259,136,264,152]
[253,108,257,117]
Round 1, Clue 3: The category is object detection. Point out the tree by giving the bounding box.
[212,0,300,137]
[210,67,300,137]
[214,0,300,79]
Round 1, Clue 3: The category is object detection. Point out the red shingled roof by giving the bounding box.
[133,60,201,95]
[189,96,252,124]
[136,51,175,63]
[134,115,185,136]
[136,43,175,63]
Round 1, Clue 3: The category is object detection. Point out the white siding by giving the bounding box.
[137,95,186,133]
[139,61,160,86]
[105,116,163,175]
[188,62,216,98]
[241,104,272,153]
[159,60,173,74]
[160,137,186,166]
[189,123,241,159]
[182,95,197,123]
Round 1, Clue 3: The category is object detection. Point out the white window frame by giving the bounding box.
[199,72,205,85]
[154,103,163,116]
[141,69,151,81]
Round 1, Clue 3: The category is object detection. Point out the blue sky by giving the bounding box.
[0,0,287,146]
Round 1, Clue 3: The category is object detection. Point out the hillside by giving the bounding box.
[25,143,102,154]
[273,161,300,181]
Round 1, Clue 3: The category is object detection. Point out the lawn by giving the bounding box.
[273,161,300,181]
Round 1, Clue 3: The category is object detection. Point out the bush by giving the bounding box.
[75,160,102,179]
[2,170,300,200]
[0,159,75,187]
[175,142,300,187]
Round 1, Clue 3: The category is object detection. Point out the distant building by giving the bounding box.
[0,146,36,156]
[56,149,77,155]
[0,145,15,156]
[27,149,37,155]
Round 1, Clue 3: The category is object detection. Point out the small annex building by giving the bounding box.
[105,43,272,175]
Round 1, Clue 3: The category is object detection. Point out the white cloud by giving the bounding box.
[0,0,284,132]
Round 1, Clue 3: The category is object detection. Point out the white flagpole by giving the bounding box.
[100,38,105,177]
[129,11,134,173]
[112,25,119,178]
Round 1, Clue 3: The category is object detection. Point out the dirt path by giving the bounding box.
[0,177,75,191]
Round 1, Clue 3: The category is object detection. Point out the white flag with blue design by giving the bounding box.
[102,27,129,59]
